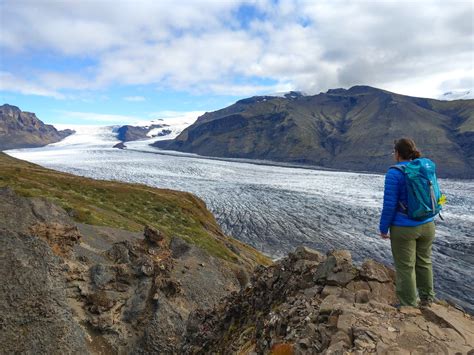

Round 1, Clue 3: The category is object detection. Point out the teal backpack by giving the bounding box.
[391,158,445,220]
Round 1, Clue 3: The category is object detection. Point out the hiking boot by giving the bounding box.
[418,299,433,309]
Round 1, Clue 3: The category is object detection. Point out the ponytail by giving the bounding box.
[394,138,421,160]
[411,149,421,159]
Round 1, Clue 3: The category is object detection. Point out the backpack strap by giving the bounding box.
[389,165,406,173]
[388,165,408,213]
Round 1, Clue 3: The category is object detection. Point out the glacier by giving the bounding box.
[5,125,473,312]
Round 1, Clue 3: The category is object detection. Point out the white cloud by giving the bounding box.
[57,110,144,124]
[0,0,472,98]
[141,110,205,125]
[0,71,64,98]
[55,109,204,126]
[0,0,245,55]
[124,96,146,102]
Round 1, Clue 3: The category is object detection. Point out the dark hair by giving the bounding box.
[394,138,421,160]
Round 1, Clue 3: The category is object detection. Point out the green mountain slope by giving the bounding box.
[154,86,474,178]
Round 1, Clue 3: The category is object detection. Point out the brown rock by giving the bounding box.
[346,280,371,292]
[337,312,356,334]
[326,340,349,353]
[355,290,370,303]
[144,225,164,244]
[314,250,358,287]
[423,303,474,345]
[330,249,352,263]
[360,259,392,283]
[28,222,81,257]
[319,294,350,315]
[293,246,325,262]
[321,285,342,298]
[327,269,358,287]
[330,330,352,347]
[367,281,397,304]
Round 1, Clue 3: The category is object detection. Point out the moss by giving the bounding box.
[0,152,270,266]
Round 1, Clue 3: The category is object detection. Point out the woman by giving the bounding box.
[379,138,435,308]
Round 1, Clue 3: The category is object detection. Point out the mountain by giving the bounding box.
[114,114,199,144]
[0,104,74,150]
[153,86,474,178]
[0,152,269,353]
[115,124,170,142]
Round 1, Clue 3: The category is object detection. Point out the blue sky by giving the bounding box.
[0,0,472,125]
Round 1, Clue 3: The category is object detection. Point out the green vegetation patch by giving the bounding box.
[0,153,270,266]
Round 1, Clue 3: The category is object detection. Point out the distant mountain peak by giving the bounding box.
[326,86,388,96]
[1,103,21,110]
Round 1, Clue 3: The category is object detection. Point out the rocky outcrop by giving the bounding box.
[0,230,89,354]
[182,246,474,354]
[1,186,473,354]
[0,104,74,150]
[113,142,127,149]
[0,187,249,353]
[116,124,168,142]
[154,86,474,178]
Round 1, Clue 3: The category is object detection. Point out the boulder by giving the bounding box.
[360,259,392,283]
[293,246,325,262]
[319,294,350,314]
[314,250,358,286]
[144,225,164,244]
[367,281,397,304]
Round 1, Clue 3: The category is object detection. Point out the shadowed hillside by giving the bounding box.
[154,86,474,178]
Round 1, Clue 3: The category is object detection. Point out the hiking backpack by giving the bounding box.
[391,158,445,220]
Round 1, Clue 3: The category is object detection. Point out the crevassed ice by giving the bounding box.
[5,125,474,312]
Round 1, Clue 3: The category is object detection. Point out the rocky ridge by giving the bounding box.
[0,187,252,353]
[1,185,473,353]
[0,104,74,150]
[183,247,474,354]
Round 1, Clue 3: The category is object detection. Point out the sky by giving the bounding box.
[0,0,473,125]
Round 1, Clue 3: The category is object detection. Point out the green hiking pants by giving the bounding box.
[390,222,435,307]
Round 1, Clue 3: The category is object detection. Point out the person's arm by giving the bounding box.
[379,169,401,237]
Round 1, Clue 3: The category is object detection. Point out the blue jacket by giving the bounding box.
[379,161,434,234]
